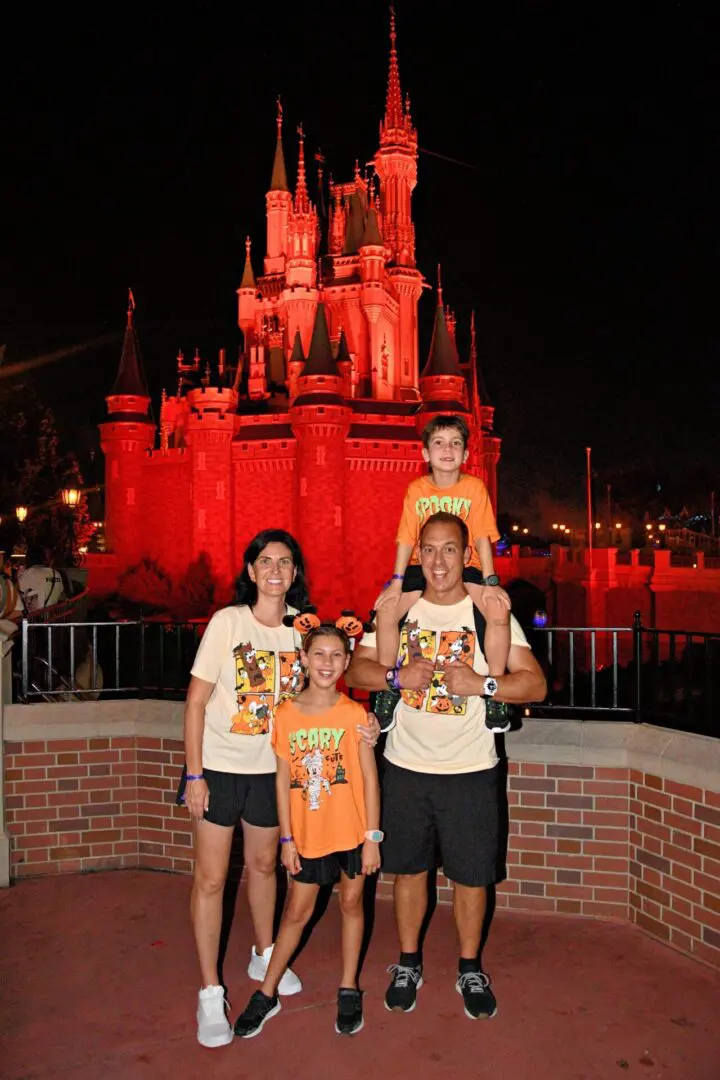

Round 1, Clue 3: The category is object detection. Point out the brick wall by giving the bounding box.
[3,715,720,972]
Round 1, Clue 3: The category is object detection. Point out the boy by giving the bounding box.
[374,414,512,733]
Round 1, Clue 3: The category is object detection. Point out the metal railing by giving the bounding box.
[12,613,720,739]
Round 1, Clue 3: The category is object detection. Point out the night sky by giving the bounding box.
[2,3,718,521]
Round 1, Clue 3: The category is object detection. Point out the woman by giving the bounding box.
[180,528,378,1048]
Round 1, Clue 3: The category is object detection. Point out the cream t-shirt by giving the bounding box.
[362,596,529,775]
[191,605,303,774]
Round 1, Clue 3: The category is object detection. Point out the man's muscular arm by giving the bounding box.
[443,643,547,704]
[345,644,434,693]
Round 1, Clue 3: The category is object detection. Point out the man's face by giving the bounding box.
[419,520,470,599]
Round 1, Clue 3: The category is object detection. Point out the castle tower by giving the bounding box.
[290,301,351,616]
[286,124,319,289]
[99,292,155,564]
[419,271,470,420]
[237,236,257,345]
[264,99,292,276]
[467,312,500,510]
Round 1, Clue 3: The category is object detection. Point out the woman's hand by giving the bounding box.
[362,840,381,875]
[357,713,381,748]
[184,778,210,820]
[281,841,302,875]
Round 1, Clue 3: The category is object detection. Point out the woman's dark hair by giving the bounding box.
[233,529,310,610]
[301,624,352,656]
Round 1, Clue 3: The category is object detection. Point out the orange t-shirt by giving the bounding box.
[396,473,500,570]
[272,694,368,859]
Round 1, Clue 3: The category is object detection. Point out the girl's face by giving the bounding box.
[301,634,350,690]
[248,542,296,599]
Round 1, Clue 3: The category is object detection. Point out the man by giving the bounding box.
[346,512,547,1020]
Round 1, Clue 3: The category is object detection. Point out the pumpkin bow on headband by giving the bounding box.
[283,607,375,643]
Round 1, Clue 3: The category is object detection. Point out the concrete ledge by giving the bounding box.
[508,719,720,793]
[4,700,184,742]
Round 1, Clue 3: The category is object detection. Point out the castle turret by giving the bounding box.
[290,302,350,615]
[286,124,319,288]
[265,99,292,276]
[237,236,257,344]
[287,329,305,403]
[419,271,470,424]
[99,292,155,563]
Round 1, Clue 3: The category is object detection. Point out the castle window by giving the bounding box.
[261,442,268,449]
[198,509,206,530]
[126,487,135,507]
[197,451,207,471]
[216,480,225,500]
[316,445,326,466]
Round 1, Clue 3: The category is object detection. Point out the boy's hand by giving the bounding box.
[281,842,302,875]
[398,657,434,692]
[362,840,381,875]
[444,663,484,697]
[481,585,511,612]
[375,579,403,609]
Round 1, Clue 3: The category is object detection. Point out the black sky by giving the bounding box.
[2,2,719,515]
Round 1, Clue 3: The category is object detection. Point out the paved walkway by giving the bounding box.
[1,870,718,1079]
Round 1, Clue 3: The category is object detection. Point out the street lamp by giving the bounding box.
[16,506,28,523]
[61,487,81,508]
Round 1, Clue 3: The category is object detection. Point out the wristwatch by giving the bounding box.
[483,676,499,697]
[484,574,500,586]
[365,830,384,842]
[385,666,401,691]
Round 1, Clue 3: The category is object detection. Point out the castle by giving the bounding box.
[99,10,500,619]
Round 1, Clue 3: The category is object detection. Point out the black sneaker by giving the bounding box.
[384,962,423,1012]
[335,988,364,1035]
[455,970,497,1019]
[372,689,401,732]
[233,989,281,1038]
[485,699,512,734]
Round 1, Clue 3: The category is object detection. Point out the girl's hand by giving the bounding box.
[281,842,302,875]
[357,713,381,748]
[362,840,381,875]
[184,778,210,820]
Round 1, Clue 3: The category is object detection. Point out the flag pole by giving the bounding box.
[586,447,593,557]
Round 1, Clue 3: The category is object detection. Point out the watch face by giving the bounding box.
[485,677,498,696]
[366,830,384,843]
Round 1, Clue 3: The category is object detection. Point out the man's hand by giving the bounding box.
[444,663,485,697]
[358,713,381,747]
[398,657,434,692]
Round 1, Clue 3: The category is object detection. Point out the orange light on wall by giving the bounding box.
[552,523,558,530]
[658,523,667,532]
[15,506,28,523]
[511,524,519,532]
[61,488,81,508]
[615,522,622,529]
[522,527,529,534]
[645,523,652,531]
[594,522,601,530]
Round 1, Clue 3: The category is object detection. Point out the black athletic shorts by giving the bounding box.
[381,760,499,887]
[292,844,363,887]
[402,564,485,592]
[176,766,278,829]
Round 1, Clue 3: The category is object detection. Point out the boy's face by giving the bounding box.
[422,427,469,476]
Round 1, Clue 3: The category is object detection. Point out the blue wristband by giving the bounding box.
[280,836,294,844]
[384,574,404,587]
[185,773,204,782]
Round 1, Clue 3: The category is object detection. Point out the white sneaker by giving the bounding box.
[247,944,302,996]
[196,985,233,1048]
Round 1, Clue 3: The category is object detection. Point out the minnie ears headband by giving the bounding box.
[282,607,376,638]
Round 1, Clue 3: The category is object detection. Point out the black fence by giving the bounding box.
[12,613,720,740]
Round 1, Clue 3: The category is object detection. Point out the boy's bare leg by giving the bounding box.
[376,591,418,667]
[338,872,366,988]
[466,582,511,677]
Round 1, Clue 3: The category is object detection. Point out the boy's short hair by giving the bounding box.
[421,414,469,451]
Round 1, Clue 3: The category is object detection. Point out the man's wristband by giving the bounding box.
[185,773,204,782]
[280,835,294,844]
[384,573,405,587]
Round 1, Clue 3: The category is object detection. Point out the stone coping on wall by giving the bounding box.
[5,702,720,795]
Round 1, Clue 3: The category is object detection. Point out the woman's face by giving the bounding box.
[248,541,296,599]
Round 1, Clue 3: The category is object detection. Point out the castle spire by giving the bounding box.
[270,96,289,192]
[422,268,461,377]
[303,302,338,376]
[110,289,149,396]
[240,236,256,289]
[294,123,310,213]
[384,5,404,131]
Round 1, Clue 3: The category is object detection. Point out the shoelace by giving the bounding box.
[457,971,490,994]
[387,963,421,987]
[200,992,229,1016]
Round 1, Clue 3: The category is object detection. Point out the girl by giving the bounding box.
[234,623,382,1039]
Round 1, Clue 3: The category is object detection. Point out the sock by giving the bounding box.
[458,956,480,975]
[399,950,421,968]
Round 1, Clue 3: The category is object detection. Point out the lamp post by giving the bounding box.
[15,506,28,523]
[61,488,80,509]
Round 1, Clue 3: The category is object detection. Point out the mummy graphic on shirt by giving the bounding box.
[230,643,305,735]
[288,726,348,811]
[398,622,476,715]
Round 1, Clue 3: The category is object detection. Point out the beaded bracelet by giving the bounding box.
[186,773,205,782]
